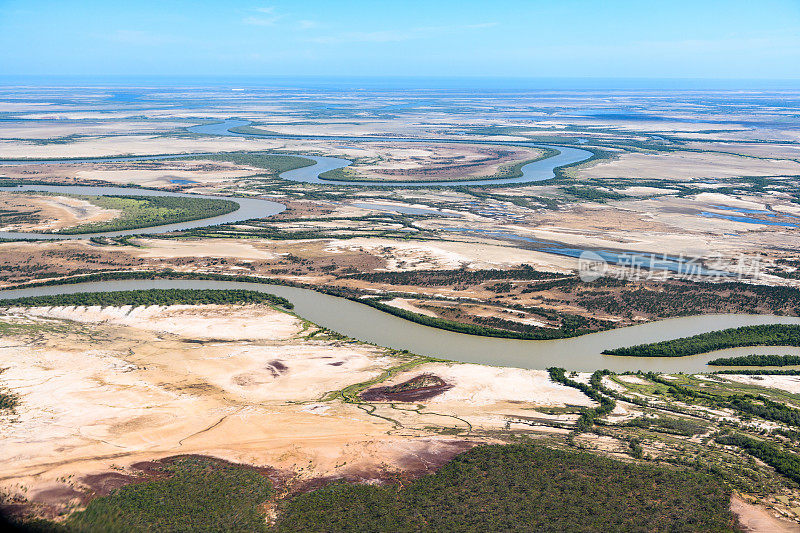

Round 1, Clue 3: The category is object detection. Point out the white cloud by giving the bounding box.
[243,16,279,26]
[306,22,499,44]
[243,6,283,26]
[297,19,319,30]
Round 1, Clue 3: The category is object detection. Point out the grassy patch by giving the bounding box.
[624,416,708,436]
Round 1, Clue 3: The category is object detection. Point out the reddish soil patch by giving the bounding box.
[360,373,453,402]
[2,441,482,525]
[2,486,89,522]
[266,360,288,377]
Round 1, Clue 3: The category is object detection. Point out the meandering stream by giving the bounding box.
[187,119,594,187]
[0,184,285,240]
[0,120,794,371]
[1,278,798,372]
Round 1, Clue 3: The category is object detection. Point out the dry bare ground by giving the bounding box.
[0,303,586,516]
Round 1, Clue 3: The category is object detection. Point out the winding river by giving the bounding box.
[186,119,594,187]
[0,185,285,240]
[0,278,798,373]
[1,119,593,188]
[0,119,795,372]
[0,118,592,240]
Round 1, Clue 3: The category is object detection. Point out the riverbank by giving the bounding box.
[2,275,800,372]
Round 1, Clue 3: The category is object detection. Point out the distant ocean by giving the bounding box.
[1,75,799,91]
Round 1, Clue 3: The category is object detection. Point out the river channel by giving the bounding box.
[0,121,792,372]
[1,278,797,373]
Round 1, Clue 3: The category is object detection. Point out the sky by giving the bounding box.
[1,0,799,81]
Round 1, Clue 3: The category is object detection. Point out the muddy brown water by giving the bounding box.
[2,278,799,372]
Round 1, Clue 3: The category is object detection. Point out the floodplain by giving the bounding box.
[3,85,800,530]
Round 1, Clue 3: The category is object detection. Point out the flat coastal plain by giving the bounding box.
[3,86,800,530]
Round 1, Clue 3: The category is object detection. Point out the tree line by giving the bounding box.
[716,433,800,485]
[0,288,293,309]
[604,325,800,357]
[346,265,563,286]
[708,354,800,366]
[647,373,800,428]
[547,368,616,430]
[55,195,239,234]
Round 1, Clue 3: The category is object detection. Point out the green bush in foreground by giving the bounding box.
[275,444,738,533]
[0,289,292,309]
[715,369,800,375]
[603,324,800,357]
[15,445,738,532]
[66,457,274,533]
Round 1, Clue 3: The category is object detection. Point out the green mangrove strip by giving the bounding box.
[603,324,800,357]
[0,288,293,309]
[708,354,800,366]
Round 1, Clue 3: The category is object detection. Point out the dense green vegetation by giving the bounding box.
[14,445,739,532]
[0,289,292,309]
[604,325,800,357]
[560,185,627,202]
[66,457,274,532]
[347,265,563,285]
[708,354,800,366]
[716,433,800,485]
[176,151,315,173]
[715,369,800,375]
[54,195,238,234]
[274,444,738,532]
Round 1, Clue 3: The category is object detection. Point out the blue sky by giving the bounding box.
[1,0,799,80]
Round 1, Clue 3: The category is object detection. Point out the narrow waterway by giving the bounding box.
[1,278,797,373]
[0,185,285,239]
[187,119,594,186]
